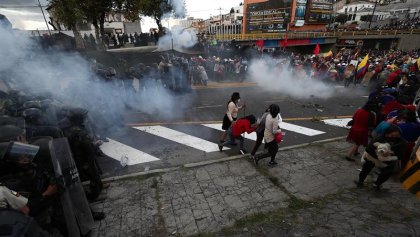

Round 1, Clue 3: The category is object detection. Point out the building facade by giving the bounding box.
[205,5,244,35]
[242,0,334,34]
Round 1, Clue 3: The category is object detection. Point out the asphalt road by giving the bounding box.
[98,82,369,178]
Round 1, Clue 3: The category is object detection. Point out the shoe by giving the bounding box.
[373,183,381,191]
[239,149,247,155]
[268,161,278,166]
[354,180,364,188]
[253,156,259,165]
[218,144,223,152]
[345,156,355,162]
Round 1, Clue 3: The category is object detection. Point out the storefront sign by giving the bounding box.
[295,0,308,21]
[246,0,292,33]
[306,0,333,24]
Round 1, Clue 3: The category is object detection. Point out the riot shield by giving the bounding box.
[49,137,94,237]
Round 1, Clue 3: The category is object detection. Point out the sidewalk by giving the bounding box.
[90,139,420,237]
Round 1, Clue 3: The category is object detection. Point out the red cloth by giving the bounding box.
[347,109,372,146]
[255,40,264,49]
[231,119,256,137]
[313,44,320,55]
[403,104,416,111]
[382,101,404,116]
[385,69,401,86]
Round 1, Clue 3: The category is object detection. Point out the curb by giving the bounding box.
[102,136,346,182]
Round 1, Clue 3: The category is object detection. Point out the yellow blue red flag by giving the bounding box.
[356,54,369,78]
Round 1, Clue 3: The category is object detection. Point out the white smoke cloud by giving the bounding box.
[157,25,198,51]
[0,24,192,132]
[248,57,334,99]
[168,0,185,18]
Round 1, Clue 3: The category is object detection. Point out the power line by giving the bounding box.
[0,5,48,8]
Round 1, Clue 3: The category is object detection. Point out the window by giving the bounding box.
[350,7,352,12]
[355,7,357,12]
[353,14,356,20]
[236,10,239,13]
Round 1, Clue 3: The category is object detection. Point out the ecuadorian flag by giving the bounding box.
[356,54,369,79]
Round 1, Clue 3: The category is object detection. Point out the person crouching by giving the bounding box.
[219,115,258,155]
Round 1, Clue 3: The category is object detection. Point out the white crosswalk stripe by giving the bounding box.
[99,121,347,166]
[322,118,352,129]
[280,122,325,136]
[133,125,230,152]
[100,138,160,166]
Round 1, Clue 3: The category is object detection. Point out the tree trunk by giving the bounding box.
[92,19,101,43]
[99,12,106,37]
[72,24,85,49]
[155,16,163,36]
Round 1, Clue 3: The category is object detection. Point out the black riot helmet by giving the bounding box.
[0,141,39,164]
[0,125,25,142]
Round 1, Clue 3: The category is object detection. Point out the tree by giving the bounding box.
[79,0,114,47]
[48,0,85,49]
[230,7,234,14]
[334,14,348,24]
[135,0,172,34]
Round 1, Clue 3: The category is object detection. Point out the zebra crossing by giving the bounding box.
[99,118,352,166]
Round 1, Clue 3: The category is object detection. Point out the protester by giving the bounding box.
[355,125,406,190]
[254,104,282,166]
[250,106,270,161]
[220,92,245,143]
[346,102,378,161]
[218,115,258,155]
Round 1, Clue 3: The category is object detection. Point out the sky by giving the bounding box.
[0,0,243,31]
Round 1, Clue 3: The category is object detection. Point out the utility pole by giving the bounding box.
[369,0,378,29]
[37,0,51,35]
[219,7,222,35]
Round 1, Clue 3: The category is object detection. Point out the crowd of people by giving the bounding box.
[208,48,420,191]
[328,49,420,190]
[375,16,420,31]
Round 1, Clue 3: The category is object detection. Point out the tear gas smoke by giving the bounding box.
[0,25,192,133]
[157,25,198,51]
[168,0,185,18]
[248,57,334,99]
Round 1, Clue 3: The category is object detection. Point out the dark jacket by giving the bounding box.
[365,135,406,166]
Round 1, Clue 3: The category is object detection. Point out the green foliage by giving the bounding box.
[135,0,173,31]
[48,0,82,29]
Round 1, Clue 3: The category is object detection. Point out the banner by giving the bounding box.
[306,0,333,24]
[295,0,308,21]
[246,0,292,33]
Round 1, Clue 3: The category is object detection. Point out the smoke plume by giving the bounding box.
[157,25,198,51]
[0,25,191,133]
[248,57,334,99]
[168,0,185,18]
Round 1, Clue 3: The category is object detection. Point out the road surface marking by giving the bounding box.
[133,126,229,152]
[201,123,262,142]
[193,105,223,109]
[322,118,352,129]
[203,122,324,137]
[280,122,325,136]
[126,115,353,127]
[100,138,160,165]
